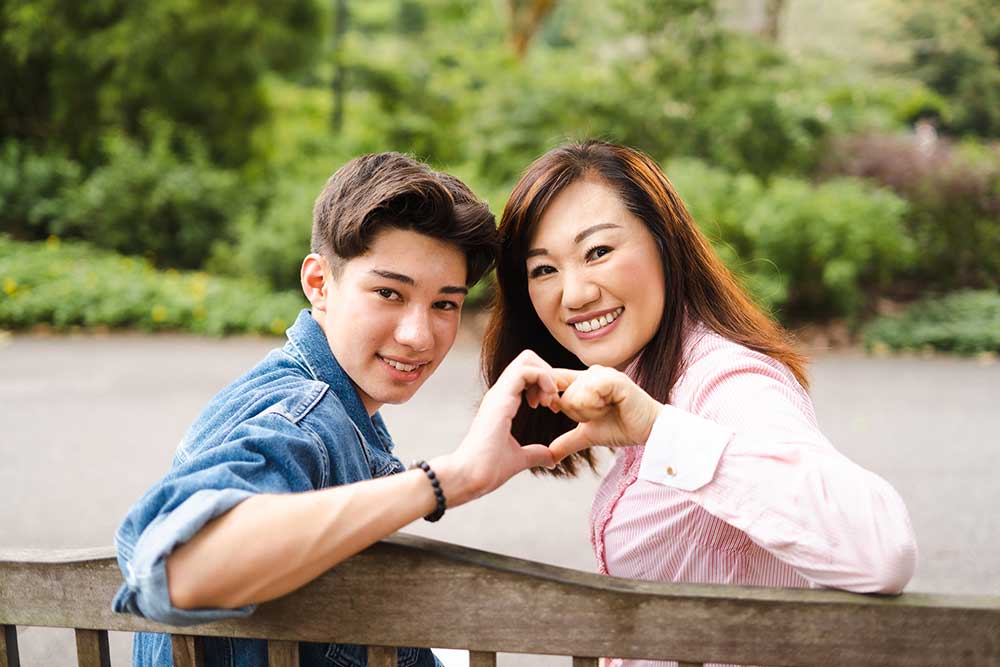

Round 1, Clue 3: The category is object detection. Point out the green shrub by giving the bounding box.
[863,290,1000,354]
[0,141,81,240]
[57,126,243,269]
[668,159,912,319]
[824,133,1000,289]
[0,236,305,336]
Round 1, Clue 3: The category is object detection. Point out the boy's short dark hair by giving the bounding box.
[312,152,497,286]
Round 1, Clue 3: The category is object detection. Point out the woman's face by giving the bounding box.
[525,178,666,370]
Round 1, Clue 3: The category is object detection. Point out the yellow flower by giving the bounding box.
[2,278,16,296]
[46,235,60,248]
[151,305,168,323]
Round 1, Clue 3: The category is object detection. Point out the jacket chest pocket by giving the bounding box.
[370,452,405,478]
[349,424,403,479]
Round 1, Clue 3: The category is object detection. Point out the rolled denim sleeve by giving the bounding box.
[113,412,329,625]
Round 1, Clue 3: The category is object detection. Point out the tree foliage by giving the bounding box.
[0,0,321,167]
[894,0,1000,137]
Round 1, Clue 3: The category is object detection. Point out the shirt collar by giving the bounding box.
[285,309,393,453]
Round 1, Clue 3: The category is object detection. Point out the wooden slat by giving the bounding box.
[469,651,497,667]
[677,663,704,667]
[572,658,598,667]
[75,628,111,667]
[267,639,300,667]
[2,535,999,666]
[170,634,204,667]
[367,645,397,667]
[1,625,20,667]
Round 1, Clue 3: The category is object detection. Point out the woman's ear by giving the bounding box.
[300,253,329,311]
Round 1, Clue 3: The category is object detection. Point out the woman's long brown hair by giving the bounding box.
[482,140,808,477]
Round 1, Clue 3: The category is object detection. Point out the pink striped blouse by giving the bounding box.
[591,324,918,667]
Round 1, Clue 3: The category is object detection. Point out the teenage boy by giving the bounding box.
[113,153,560,666]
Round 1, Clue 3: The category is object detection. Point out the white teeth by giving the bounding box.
[573,307,623,333]
[382,357,418,372]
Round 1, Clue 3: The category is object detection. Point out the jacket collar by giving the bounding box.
[286,309,393,453]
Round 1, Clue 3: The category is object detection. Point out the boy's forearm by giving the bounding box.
[165,466,455,610]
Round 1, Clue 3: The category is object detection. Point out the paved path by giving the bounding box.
[2,331,998,665]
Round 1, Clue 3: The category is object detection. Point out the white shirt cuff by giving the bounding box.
[637,404,732,491]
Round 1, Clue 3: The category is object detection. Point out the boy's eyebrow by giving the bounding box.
[369,269,468,295]
[526,223,622,259]
[370,269,415,285]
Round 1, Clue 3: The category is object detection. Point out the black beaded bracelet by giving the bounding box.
[412,459,447,522]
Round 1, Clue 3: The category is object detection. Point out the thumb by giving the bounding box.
[548,424,593,463]
[520,443,556,470]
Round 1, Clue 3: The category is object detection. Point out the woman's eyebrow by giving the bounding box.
[574,223,621,244]
[527,222,623,258]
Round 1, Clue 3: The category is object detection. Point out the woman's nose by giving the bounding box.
[560,271,601,311]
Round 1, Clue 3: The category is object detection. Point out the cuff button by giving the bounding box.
[666,466,676,476]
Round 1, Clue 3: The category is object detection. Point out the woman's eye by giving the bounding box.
[434,300,460,311]
[586,245,613,261]
[377,288,400,300]
[528,265,556,279]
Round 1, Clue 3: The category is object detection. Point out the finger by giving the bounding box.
[512,349,552,372]
[520,443,556,470]
[551,368,582,391]
[493,364,543,402]
[559,382,612,422]
[548,425,593,463]
[526,369,560,406]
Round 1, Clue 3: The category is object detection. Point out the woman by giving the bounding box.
[482,140,917,666]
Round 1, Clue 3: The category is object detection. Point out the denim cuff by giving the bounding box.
[113,488,257,626]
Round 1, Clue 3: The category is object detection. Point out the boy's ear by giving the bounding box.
[301,253,330,311]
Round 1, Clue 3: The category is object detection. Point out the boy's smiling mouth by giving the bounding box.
[377,354,430,375]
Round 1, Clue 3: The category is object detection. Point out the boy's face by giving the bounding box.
[304,227,468,415]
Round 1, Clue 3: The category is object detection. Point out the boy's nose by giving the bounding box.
[394,308,433,351]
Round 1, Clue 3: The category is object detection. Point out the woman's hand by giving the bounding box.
[548,366,663,463]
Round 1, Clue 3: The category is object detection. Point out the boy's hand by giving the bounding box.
[547,366,663,464]
[435,350,559,505]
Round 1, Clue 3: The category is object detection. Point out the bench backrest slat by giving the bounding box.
[368,645,398,667]
[1,625,19,667]
[74,628,110,667]
[170,634,204,667]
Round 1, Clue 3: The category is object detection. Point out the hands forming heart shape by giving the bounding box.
[453,350,663,500]
[479,349,663,467]
[526,365,662,463]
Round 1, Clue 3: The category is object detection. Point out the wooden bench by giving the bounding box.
[2,533,998,666]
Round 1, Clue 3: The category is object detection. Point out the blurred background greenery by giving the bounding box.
[1,0,998,351]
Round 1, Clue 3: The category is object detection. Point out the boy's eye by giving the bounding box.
[528,265,556,279]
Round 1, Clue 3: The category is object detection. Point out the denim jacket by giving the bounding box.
[113,309,440,667]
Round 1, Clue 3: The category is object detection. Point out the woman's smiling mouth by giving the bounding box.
[567,306,624,339]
